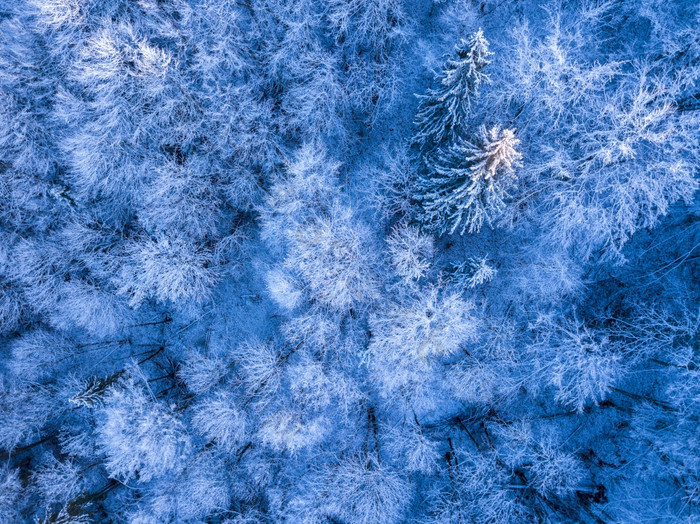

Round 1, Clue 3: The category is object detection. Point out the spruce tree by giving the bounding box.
[414,29,493,148]
[417,125,521,235]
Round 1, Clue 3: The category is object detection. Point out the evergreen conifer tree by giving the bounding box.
[414,29,492,148]
[417,125,522,235]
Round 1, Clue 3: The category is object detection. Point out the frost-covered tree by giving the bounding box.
[178,351,231,395]
[429,452,530,523]
[497,7,700,261]
[321,454,412,524]
[366,144,418,223]
[446,255,497,289]
[328,0,408,117]
[386,224,435,285]
[417,125,522,235]
[262,144,380,311]
[284,203,380,311]
[96,371,192,482]
[0,16,59,180]
[0,466,21,523]
[32,454,84,508]
[328,0,407,56]
[124,451,231,522]
[192,392,247,451]
[0,380,57,452]
[138,156,222,241]
[282,47,348,141]
[633,368,700,509]
[414,29,493,148]
[259,407,330,455]
[529,316,625,413]
[528,439,585,498]
[368,286,480,412]
[117,233,219,307]
[370,287,478,360]
[384,421,440,475]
